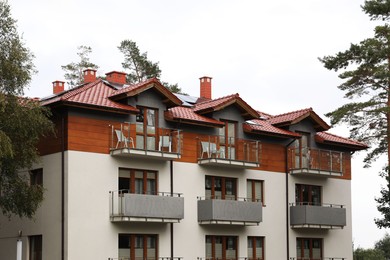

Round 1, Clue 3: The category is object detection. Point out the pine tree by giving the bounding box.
[319,0,390,228]
[0,1,53,218]
[61,45,99,88]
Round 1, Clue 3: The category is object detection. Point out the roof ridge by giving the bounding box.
[271,107,312,118]
[195,93,238,105]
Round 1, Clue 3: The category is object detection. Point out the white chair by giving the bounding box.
[159,136,171,152]
[115,129,134,148]
[201,141,223,158]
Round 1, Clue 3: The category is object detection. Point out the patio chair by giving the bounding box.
[201,141,223,158]
[159,135,172,152]
[115,129,134,148]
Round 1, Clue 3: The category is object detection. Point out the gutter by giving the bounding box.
[170,160,174,259]
[61,111,65,260]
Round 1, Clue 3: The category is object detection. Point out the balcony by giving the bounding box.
[290,203,346,229]
[197,135,260,169]
[109,258,183,260]
[110,123,181,160]
[287,147,345,177]
[289,258,346,260]
[197,197,262,225]
[109,190,184,223]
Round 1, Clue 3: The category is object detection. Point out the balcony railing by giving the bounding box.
[197,135,260,168]
[110,123,181,160]
[287,147,345,177]
[290,202,346,229]
[197,197,262,225]
[109,190,184,223]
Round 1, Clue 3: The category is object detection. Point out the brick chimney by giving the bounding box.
[199,76,212,99]
[83,69,97,83]
[52,80,65,94]
[106,71,127,85]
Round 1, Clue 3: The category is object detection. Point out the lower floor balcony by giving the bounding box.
[290,203,346,229]
[198,197,262,225]
[109,190,184,223]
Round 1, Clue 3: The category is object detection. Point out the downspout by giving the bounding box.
[61,112,65,260]
[170,160,174,260]
[285,137,298,260]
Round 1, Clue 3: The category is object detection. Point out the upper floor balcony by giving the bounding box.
[287,147,346,177]
[109,190,184,223]
[110,123,181,160]
[197,135,260,169]
[197,197,262,225]
[290,202,346,229]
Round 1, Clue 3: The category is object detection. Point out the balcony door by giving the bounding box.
[119,234,157,260]
[205,176,236,200]
[136,107,158,150]
[119,169,157,195]
[294,132,310,168]
[219,121,237,160]
[206,236,237,260]
[295,184,321,206]
[296,238,322,260]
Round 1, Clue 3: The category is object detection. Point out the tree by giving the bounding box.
[118,39,186,94]
[375,232,390,259]
[61,45,99,88]
[319,0,390,228]
[0,1,53,218]
[354,247,386,260]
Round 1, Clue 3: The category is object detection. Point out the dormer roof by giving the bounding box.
[315,132,368,151]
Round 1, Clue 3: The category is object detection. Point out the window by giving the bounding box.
[295,184,321,206]
[296,238,322,260]
[119,168,157,195]
[293,132,310,168]
[30,169,43,186]
[119,234,157,260]
[29,235,42,260]
[206,235,237,260]
[136,107,158,150]
[205,176,236,200]
[248,236,264,260]
[219,120,237,159]
[247,179,263,203]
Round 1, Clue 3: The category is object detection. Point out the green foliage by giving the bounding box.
[374,232,390,258]
[354,247,386,260]
[0,1,54,218]
[118,40,186,94]
[320,0,390,228]
[61,45,99,88]
[0,1,35,96]
[362,0,390,21]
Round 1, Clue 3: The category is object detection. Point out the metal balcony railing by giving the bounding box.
[197,135,260,168]
[110,122,181,158]
[287,147,345,176]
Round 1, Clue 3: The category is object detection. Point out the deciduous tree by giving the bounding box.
[0,0,53,218]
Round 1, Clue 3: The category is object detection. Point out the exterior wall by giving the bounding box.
[0,153,63,260]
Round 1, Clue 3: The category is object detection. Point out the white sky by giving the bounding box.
[9,0,389,249]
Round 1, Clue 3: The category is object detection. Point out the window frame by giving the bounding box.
[29,235,42,260]
[295,183,322,206]
[119,168,158,195]
[30,168,43,186]
[247,179,264,204]
[205,175,237,200]
[296,237,322,260]
[248,236,265,260]
[119,234,158,260]
[206,235,238,260]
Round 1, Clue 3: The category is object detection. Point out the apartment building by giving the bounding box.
[0,69,367,260]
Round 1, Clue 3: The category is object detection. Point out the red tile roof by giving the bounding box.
[243,119,301,138]
[41,79,138,113]
[109,77,182,107]
[268,108,330,131]
[315,132,368,150]
[165,106,224,127]
[194,93,259,119]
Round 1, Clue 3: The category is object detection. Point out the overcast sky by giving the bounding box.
[9,0,389,248]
